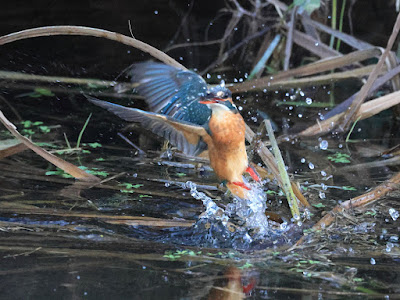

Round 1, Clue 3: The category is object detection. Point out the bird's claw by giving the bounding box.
[246,166,261,182]
[232,181,251,190]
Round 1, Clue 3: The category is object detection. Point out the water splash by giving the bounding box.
[185,181,228,225]
[185,180,299,248]
[226,179,270,236]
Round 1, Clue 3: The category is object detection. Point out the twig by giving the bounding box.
[0,26,185,69]
[200,25,273,75]
[324,63,400,119]
[0,110,100,182]
[117,132,146,156]
[0,143,28,159]
[294,90,400,138]
[284,7,297,71]
[0,70,129,88]
[338,12,400,132]
[294,171,400,247]
[231,48,380,93]
[0,95,22,121]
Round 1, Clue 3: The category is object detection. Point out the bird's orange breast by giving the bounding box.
[208,111,245,148]
[207,110,247,183]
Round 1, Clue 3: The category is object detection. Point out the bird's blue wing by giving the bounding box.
[87,96,208,156]
[128,62,211,125]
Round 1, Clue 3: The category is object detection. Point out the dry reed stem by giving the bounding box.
[0,26,185,69]
[0,110,100,182]
[294,89,400,137]
[0,143,27,159]
[294,171,400,247]
[338,12,400,131]
[231,48,380,93]
[0,204,194,227]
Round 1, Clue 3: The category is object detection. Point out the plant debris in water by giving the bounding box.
[1,0,400,297]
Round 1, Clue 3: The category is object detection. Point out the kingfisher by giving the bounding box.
[88,62,260,198]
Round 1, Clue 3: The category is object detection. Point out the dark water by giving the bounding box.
[1,1,400,299]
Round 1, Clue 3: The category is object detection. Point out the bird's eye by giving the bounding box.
[216,91,225,98]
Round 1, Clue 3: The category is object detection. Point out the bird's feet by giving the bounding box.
[231,181,251,190]
[246,166,261,182]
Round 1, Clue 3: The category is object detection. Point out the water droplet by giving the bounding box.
[306,97,312,105]
[206,73,211,79]
[301,158,306,163]
[319,140,328,150]
[321,170,327,176]
[300,91,305,97]
[370,258,376,265]
[389,208,399,221]
[319,191,325,199]
[154,10,158,14]
[315,42,319,46]
[386,242,394,252]
[298,114,303,118]
[308,162,315,169]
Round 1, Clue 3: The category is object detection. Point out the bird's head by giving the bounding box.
[199,86,237,112]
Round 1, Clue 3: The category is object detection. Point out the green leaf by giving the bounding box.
[312,203,325,208]
[294,0,321,14]
[39,126,51,133]
[327,152,351,164]
[34,88,55,96]
[238,262,253,269]
[342,186,356,191]
[139,194,152,198]
[87,142,102,148]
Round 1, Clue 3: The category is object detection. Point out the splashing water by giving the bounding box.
[185,180,296,249]
[185,181,228,225]
[226,179,271,236]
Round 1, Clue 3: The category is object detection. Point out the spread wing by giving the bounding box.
[87,97,209,156]
[128,62,211,125]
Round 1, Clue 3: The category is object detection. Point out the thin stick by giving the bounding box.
[0,110,100,182]
[0,26,185,69]
[117,132,146,156]
[294,171,400,247]
[338,12,400,131]
[284,7,297,71]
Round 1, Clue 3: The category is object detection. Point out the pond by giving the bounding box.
[0,1,400,299]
